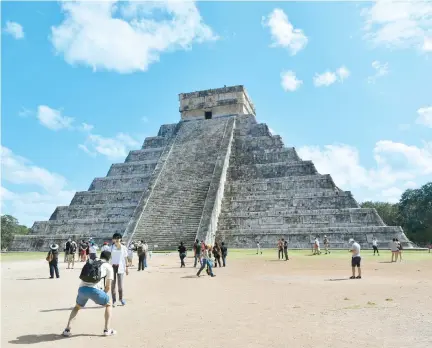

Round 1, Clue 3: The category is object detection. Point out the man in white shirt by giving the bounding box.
[349,238,362,279]
[256,241,262,255]
[101,242,111,252]
[110,233,129,306]
[62,251,116,337]
[372,237,379,256]
[89,242,99,260]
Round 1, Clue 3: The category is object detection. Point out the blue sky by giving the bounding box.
[1,0,431,227]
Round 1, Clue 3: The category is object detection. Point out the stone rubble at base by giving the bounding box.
[11,85,412,251]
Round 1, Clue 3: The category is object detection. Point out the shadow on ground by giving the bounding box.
[40,306,101,313]
[9,333,99,344]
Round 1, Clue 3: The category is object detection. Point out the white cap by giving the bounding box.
[349,238,355,243]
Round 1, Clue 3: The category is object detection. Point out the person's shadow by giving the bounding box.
[9,333,99,344]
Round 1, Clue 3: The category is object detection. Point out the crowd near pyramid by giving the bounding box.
[11,86,412,251]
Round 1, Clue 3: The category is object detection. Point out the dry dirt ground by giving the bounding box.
[1,250,431,348]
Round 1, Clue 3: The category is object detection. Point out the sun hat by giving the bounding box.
[50,243,59,250]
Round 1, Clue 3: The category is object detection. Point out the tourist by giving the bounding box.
[101,241,111,253]
[137,241,146,271]
[110,233,129,306]
[67,240,77,269]
[193,239,202,268]
[396,239,403,261]
[313,237,321,255]
[62,250,116,337]
[372,237,379,256]
[86,240,90,260]
[201,240,205,253]
[142,241,149,268]
[221,242,228,267]
[323,235,330,254]
[89,242,99,261]
[277,239,283,259]
[349,238,361,279]
[79,240,87,262]
[283,238,289,261]
[178,241,187,268]
[213,242,222,268]
[256,241,262,255]
[127,242,135,267]
[390,238,399,262]
[197,245,215,277]
[63,240,69,263]
[46,243,60,279]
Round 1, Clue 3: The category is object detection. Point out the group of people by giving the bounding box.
[390,238,403,262]
[178,239,228,277]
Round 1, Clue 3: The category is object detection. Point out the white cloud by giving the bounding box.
[361,1,432,52]
[81,122,94,132]
[280,70,303,92]
[81,132,140,160]
[37,105,74,131]
[1,146,75,226]
[381,186,404,203]
[50,1,217,74]
[423,36,432,52]
[78,144,96,157]
[3,21,24,39]
[404,180,417,189]
[416,106,432,128]
[313,66,350,87]
[297,140,432,203]
[262,8,308,55]
[367,60,389,83]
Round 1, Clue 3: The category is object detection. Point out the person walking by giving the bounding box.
[193,239,202,268]
[283,239,289,261]
[101,242,111,253]
[127,242,135,267]
[62,250,116,337]
[256,241,262,255]
[313,237,321,255]
[396,239,403,261]
[79,240,87,262]
[213,242,222,268]
[323,235,331,254]
[277,239,283,259]
[197,245,216,277]
[46,244,60,279]
[349,238,362,279]
[137,241,146,271]
[390,238,399,262]
[178,242,187,268]
[89,242,99,261]
[110,233,129,307]
[67,240,77,269]
[221,242,228,267]
[372,237,380,256]
[63,240,68,263]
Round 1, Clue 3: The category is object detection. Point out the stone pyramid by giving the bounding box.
[11,86,412,251]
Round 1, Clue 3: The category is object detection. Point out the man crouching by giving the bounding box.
[62,251,116,337]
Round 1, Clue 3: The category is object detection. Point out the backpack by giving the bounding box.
[137,244,144,254]
[79,260,104,283]
[46,251,53,262]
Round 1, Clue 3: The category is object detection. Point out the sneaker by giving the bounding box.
[211,274,216,277]
[112,302,116,307]
[349,276,355,279]
[120,300,126,306]
[104,329,117,336]
[356,276,362,279]
[62,329,71,337]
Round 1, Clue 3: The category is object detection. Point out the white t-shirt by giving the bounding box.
[110,244,128,274]
[372,240,378,247]
[89,245,98,254]
[101,245,110,252]
[351,242,361,257]
[390,241,399,252]
[315,240,320,247]
[80,261,114,290]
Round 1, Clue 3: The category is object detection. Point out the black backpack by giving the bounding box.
[79,260,104,283]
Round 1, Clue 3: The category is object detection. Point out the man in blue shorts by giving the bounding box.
[62,250,116,337]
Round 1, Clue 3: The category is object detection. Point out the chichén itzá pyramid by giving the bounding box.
[11,85,412,251]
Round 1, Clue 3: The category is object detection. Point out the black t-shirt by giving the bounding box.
[178,245,186,254]
[221,246,227,256]
[284,241,288,249]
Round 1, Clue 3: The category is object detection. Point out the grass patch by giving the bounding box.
[385,298,393,302]
[0,252,46,262]
[367,301,376,306]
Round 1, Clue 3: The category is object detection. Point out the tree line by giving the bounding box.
[1,182,431,250]
[361,182,432,246]
[1,215,30,250]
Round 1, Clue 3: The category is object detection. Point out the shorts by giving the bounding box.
[351,256,361,267]
[372,246,378,251]
[76,286,110,307]
[67,254,75,262]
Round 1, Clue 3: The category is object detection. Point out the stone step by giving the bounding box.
[233,135,284,151]
[232,147,300,164]
[224,195,359,212]
[229,161,318,180]
[70,190,143,206]
[142,136,169,149]
[125,148,164,163]
[89,175,151,191]
[227,175,334,193]
[31,219,128,235]
[50,204,137,221]
[225,190,346,201]
[107,161,158,176]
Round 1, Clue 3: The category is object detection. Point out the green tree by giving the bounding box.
[399,182,432,246]
[1,215,30,250]
[360,201,402,226]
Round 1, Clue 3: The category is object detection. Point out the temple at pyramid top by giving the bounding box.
[179,85,256,120]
